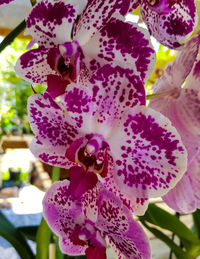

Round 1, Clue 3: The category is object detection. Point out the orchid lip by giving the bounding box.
[75,134,108,174]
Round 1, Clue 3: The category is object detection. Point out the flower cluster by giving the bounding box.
[13,0,199,258]
[150,34,200,213]
[43,179,150,258]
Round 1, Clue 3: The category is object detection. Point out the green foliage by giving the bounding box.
[139,204,200,258]
[0,38,45,134]
[0,211,34,259]
[36,217,51,259]
[17,226,38,242]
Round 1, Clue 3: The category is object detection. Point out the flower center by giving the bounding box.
[47,41,81,84]
[78,220,106,249]
[55,56,74,81]
[77,134,108,175]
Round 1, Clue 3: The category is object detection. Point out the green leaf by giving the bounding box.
[52,166,60,183]
[36,217,51,259]
[140,204,200,246]
[192,209,200,239]
[0,20,26,53]
[17,225,38,241]
[0,211,34,259]
[140,220,191,259]
[54,235,65,259]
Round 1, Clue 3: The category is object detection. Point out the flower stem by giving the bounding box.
[0,20,26,53]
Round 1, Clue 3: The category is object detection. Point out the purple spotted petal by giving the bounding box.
[15,47,56,85]
[64,83,94,132]
[96,187,150,259]
[28,92,85,168]
[104,164,149,215]
[140,0,198,49]
[128,0,140,12]
[30,136,76,168]
[170,34,200,87]
[102,153,149,215]
[162,172,196,214]
[43,180,87,255]
[0,0,14,5]
[25,0,83,47]
[107,106,187,199]
[81,17,156,83]
[74,0,133,45]
[149,35,200,163]
[47,75,69,98]
[82,185,99,222]
[64,64,146,139]
[149,90,200,164]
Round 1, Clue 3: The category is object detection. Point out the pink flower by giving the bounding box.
[15,0,154,98]
[138,0,198,49]
[149,34,200,213]
[28,62,187,215]
[43,179,151,258]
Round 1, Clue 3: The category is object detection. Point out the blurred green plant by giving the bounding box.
[0,38,45,136]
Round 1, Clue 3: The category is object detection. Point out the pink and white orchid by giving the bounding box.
[28,60,187,215]
[43,178,151,258]
[139,0,198,49]
[149,34,200,213]
[15,0,154,98]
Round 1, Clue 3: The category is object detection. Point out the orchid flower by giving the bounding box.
[15,0,150,98]
[28,55,187,215]
[43,178,151,258]
[138,0,198,49]
[149,33,200,213]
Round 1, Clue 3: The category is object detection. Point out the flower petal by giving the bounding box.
[148,34,200,95]
[184,56,200,91]
[128,0,140,12]
[82,185,99,222]
[188,154,200,209]
[96,186,150,259]
[81,17,156,83]
[30,136,76,168]
[175,88,200,140]
[170,34,200,87]
[0,0,14,5]
[162,172,196,214]
[140,0,198,49]
[74,0,133,45]
[43,180,87,255]
[15,47,56,85]
[108,106,187,199]
[28,92,84,168]
[64,64,146,139]
[104,166,149,215]
[25,0,86,47]
[68,166,98,198]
